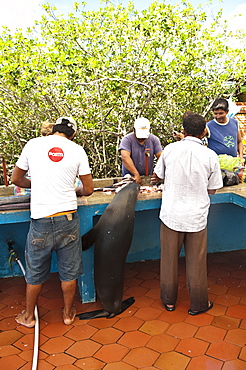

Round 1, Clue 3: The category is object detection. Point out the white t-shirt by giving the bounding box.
[16,135,91,219]
[154,137,223,232]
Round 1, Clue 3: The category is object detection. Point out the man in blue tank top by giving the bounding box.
[207,98,244,163]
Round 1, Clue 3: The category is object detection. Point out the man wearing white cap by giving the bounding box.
[119,117,162,185]
[11,116,94,327]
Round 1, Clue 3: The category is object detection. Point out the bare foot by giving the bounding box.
[15,310,36,328]
[63,306,76,325]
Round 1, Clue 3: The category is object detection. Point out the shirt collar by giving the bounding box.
[182,136,203,145]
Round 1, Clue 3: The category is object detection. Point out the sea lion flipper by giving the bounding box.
[81,227,96,250]
[76,309,111,320]
[76,297,135,320]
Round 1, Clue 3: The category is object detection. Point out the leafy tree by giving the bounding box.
[0,0,245,182]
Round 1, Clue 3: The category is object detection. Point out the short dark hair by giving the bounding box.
[52,118,75,138]
[211,98,228,112]
[182,110,194,120]
[183,113,206,137]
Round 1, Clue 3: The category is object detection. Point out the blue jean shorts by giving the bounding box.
[25,212,83,285]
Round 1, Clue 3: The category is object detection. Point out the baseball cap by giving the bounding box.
[55,116,77,133]
[134,117,150,139]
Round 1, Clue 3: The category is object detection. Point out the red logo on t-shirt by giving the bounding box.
[48,147,64,162]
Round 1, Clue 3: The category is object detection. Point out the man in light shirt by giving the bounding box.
[152,113,223,315]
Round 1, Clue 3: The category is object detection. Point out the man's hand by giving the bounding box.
[134,173,142,185]
[151,173,161,184]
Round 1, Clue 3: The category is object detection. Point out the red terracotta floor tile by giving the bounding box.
[195,325,226,342]
[166,322,198,339]
[184,312,214,327]
[145,288,160,299]
[239,346,246,361]
[175,337,209,357]
[113,316,144,331]
[206,341,241,361]
[123,347,159,368]
[133,306,162,321]
[208,284,228,295]
[0,344,20,357]
[222,359,246,370]
[0,328,23,345]
[66,339,101,358]
[40,336,74,354]
[124,277,143,287]
[135,270,159,280]
[139,319,169,335]
[158,309,188,324]
[227,286,246,297]
[140,279,160,290]
[89,316,119,329]
[94,342,129,363]
[14,332,48,352]
[123,286,149,297]
[225,328,246,346]
[186,355,223,370]
[216,276,241,287]
[45,352,76,367]
[103,362,136,370]
[41,321,71,338]
[215,293,240,306]
[212,315,240,330]
[0,354,26,370]
[91,327,123,344]
[132,295,155,308]
[226,304,246,319]
[146,332,180,353]
[118,330,150,348]
[65,323,98,341]
[75,356,105,369]
[154,351,190,369]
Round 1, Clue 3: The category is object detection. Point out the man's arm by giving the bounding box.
[76,174,94,197]
[208,189,216,195]
[237,129,244,163]
[11,166,30,188]
[155,151,162,160]
[120,149,142,185]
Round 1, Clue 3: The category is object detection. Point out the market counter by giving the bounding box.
[0,183,246,303]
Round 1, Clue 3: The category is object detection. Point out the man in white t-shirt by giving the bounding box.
[11,117,93,327]
[152,113,223,315]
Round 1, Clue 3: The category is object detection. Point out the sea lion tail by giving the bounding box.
[81,228,96,250]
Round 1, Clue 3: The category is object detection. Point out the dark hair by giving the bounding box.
[182,110,194,120]
[52,118,75,137]
[183,113,206,137]
[211,98,228,112]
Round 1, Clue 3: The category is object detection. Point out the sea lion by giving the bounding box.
[77,182,140,319]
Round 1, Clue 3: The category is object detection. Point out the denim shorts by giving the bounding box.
[25,212,83,285]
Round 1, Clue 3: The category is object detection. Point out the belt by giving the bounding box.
[45,210,76,218]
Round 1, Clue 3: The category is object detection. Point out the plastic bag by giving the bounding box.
[221,169,239,186]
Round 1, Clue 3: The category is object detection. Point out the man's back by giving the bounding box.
[155,137,222,232]
[16,135,91,218]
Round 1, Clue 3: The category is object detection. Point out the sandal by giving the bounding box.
[165,304,175,312]
[188,301,213,316]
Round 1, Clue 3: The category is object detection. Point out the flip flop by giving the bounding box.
[15,310,36,328]
[188,301,213,316]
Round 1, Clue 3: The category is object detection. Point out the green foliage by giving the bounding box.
[0,0,246,181]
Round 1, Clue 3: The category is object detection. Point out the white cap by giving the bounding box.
[55,116,77,132]
[134,117,150,139]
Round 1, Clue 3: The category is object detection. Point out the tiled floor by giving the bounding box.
[1,250,246,369]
